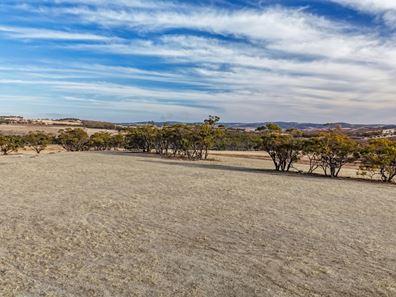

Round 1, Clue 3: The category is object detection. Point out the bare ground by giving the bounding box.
[0,124,116,136]
[0,152,395,297]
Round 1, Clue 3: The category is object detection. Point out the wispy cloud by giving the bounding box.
[0,1,395,123]
[328,0,396,28]
[0,25,113,41]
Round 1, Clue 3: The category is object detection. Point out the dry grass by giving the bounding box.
[0,124,116,136]
[0,152,395,296]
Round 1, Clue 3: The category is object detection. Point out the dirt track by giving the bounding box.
[0,152,395,296]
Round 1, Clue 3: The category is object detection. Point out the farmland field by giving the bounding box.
[0,152,395,296]
[0,124,116,136]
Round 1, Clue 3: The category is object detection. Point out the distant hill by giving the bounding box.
[2,116,395,130]
[119,121,396,130]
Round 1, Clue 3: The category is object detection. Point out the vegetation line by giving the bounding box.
[0,116,395,183]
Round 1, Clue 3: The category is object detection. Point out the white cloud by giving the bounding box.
[1,1,396,123]
[0,25,113,41]
[329,0,396,13]
[329,0,396,28]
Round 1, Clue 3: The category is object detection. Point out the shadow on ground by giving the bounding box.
[92,151,395,186]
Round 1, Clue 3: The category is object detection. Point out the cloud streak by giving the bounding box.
[0,25,114,41]
[0,1,395,123]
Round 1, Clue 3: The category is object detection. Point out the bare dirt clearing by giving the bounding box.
[0,152,395,296]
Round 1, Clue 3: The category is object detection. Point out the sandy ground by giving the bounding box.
[0,152,395,297]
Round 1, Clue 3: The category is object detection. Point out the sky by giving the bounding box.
[0,0,396,123]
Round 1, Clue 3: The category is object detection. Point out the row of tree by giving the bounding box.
[260,124,396,182]
[0,130,124,155]
[0,116,223,160]
[0,118,395,183]
[124,116,223,160]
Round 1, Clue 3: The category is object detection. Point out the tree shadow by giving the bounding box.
[93,151,395,186]
[138,158,305,178]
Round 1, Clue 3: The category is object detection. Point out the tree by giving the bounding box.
[25,131,53,154]
[204,115,220,126]
[110,134,125,150]
[0,135,25,155]
[302,137,322,174]
[198,116,224,159]
[58,128,89,152]
[265,123,282,132]
[216,130,261,151]
[123,116,223,160]
[256,123,282,132]
[89,132,113,151]
[124,125,158,153]
[261,129,303,172]
[359,138,396,183]
[316,130,358,178]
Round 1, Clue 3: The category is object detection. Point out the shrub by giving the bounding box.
[359,138,396,183]
[89,132,113,151]
[0,135,25,155]
[316,130,358,177]
[124,125,158,153]
[261,128,303,172]
[58,128,89,151]
[25,131,53,154]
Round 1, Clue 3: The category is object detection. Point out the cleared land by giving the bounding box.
[0,152,395,297]
[0,124,116,136]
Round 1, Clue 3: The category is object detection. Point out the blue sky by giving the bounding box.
[0,0,396,123]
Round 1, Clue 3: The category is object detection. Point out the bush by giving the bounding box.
[123,116,223,160]
[359,138,396,183]
[25,131,53,154]
[315,131,359,178]
[89,132,113,151]
[58,128,89,151]
[215,130,261,151]
[0,135,25,155]
[261,127,303,172]
[124,125,158,153]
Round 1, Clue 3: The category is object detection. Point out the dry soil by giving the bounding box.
[0,152,395,297]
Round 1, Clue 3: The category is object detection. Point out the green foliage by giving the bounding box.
[204,115,220,126]
[110,134,125,149]
[315,130,358,177]
[124,125,158,153]
[359,138,396,182]
[25,131,53,154]
[301,137,322,174]
[1,117,394,183]
[123,116,223,160]
[89,132,113,151]
[261,129,303,172]
[0,135,25,155]
[265,123,282,132]
[82,120,116,130]
[58,128,89,152]
[215,130,261,151]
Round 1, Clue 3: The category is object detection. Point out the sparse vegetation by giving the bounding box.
[0,117,394,183]
[25,131,53,154]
